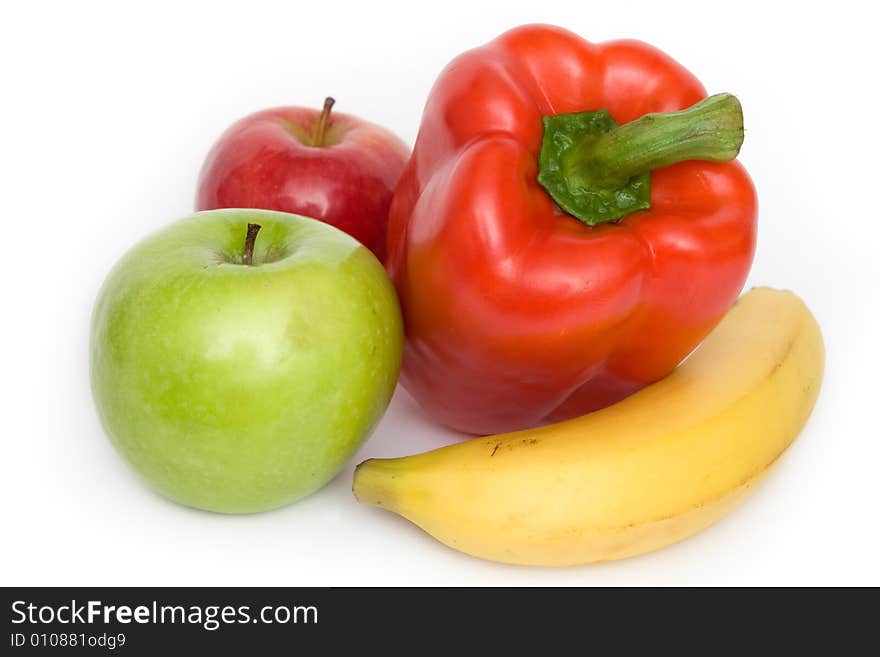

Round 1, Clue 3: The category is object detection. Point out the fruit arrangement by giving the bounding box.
[90,24,824,566]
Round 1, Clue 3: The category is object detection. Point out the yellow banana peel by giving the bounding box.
[353,287,825,566]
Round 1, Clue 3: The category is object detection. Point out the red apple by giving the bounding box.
[196,98,409,261]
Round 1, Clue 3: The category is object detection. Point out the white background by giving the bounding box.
[2,0,878,586]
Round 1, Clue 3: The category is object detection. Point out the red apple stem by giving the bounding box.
[313,96,336,146]
[243,223,261,265]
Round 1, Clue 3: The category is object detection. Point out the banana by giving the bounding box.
[353,287,824,566]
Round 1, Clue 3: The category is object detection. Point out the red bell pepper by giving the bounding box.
[387,24,757,434]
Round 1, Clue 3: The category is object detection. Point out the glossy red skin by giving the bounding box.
[197,106,410,261]
[387,25,758,435]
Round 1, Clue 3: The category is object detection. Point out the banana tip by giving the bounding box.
[352,458,389,507]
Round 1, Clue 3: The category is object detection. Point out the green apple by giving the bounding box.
[90,209,402,513]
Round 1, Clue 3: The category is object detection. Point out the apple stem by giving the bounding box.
[243,223,261,265]
[313,96,336,147]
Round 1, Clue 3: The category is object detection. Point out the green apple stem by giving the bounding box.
[313,96,336,147]
[243,223,261,265]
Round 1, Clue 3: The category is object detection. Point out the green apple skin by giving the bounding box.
[90,209,403,513]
